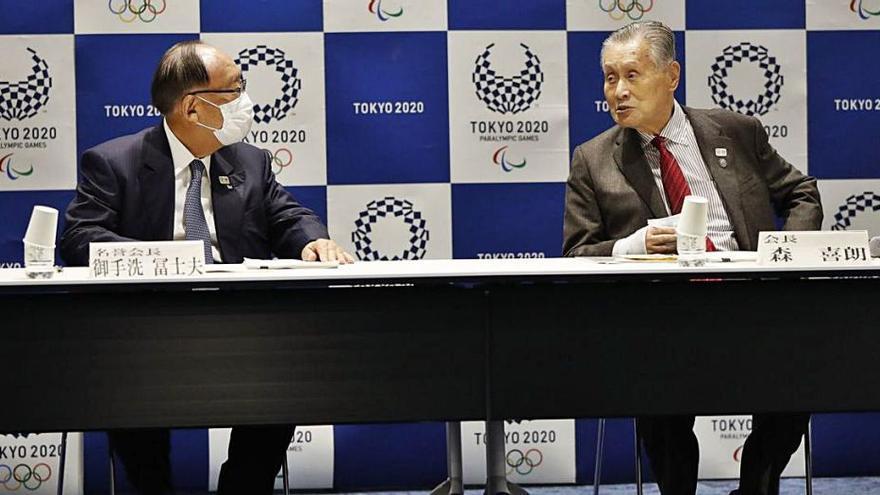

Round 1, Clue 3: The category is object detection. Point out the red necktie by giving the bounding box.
[650,136,716,251]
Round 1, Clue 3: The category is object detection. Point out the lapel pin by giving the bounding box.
[719,158,728,168]
[218,176,233,189]
[715,148,728,157]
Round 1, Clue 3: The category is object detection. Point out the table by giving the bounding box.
[2,257,879,433]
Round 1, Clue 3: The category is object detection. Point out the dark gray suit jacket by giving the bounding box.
[563,107,822,256]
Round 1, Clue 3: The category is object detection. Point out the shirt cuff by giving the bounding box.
[612,225,649,256]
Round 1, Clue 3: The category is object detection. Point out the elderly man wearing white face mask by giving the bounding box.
[61,40,353,495]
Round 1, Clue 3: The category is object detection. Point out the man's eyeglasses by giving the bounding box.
[187,78,247,96]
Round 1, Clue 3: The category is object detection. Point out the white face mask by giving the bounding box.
[195,92,254,146]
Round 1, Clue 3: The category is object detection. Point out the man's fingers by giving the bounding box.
[302,245,318,261]
[318,241,330,261]
[303,239,354,263]
[335,247,351,264]
[652,234,678,245]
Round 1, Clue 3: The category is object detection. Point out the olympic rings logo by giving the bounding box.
[506,448,543,476]
[271,148,293,175]
[108,0,167,23]
[599,0,654,21]
[0,463,52,491]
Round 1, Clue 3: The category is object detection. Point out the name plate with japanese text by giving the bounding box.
[89,241,206,279]
[757,231,870,267]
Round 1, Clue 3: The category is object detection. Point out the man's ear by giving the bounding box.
[181,95,199,123]
[668,60,681,92]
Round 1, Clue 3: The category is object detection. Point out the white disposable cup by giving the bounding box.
[677,196,708,237]
[22,206,58,279]
[677,196,708,267]
[23,205,58,247]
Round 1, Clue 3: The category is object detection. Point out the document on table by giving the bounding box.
[204,258,339,272]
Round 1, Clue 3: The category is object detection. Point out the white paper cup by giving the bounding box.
[23,205,58,247]
[677,196,708,237]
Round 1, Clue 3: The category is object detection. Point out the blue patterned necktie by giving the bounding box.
[184,159,214,263]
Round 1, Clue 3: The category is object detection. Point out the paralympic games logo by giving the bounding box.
[368,0,403,21]
[851,0,880,19]
[235,46,301,124]
[0,48,51,121]
[0,153,35,180]
[0,463,52,491]
[733,445,744,462]
[473,43,544,115]
[271,148,293,175]
[598,0,654,21]
[506,448,543,476]
[831,192,880,230]
[351,197,429,261]
[492,146,527,172]
[108,0,167,23]
[708,42,783,117]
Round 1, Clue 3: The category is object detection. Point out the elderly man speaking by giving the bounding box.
[562,21,822,495]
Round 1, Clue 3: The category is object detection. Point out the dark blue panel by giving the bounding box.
[0,0,73,34]
[0,190,75,266]
[169,429,210,491]
[334,423,446,489]
[575,418,650,484]
[568,31,685,155]
[451,183,565,259]
[285,185,327,225]
[812,413,880,476]
[75,34,197,156]
[84,429,208,494]
[83,432,111,495]
[448,0,565,30]
[807,31,880,179]
[200,0,323,32]
[686,0,805,29]
[325,32,449,185]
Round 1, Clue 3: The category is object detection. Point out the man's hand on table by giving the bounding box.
[302,239,355,264]
[645,226,677,254]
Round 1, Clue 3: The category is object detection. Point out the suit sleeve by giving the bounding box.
[60,149,137,266]
[562,145,618,257]
[260,150,329,258]
[751,117,823,231]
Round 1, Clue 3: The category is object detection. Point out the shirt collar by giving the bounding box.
[163,119,211,176]
[638,100,689,148]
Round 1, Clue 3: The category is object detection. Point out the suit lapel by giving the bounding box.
[685,107,750,248]
[614,128,668,218]
[138,125,175,240]
[210,147,245,263]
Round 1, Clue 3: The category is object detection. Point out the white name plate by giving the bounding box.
[89,240,206,279]
[757,230,871,267]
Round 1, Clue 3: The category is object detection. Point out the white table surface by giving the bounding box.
[1,255,879,287]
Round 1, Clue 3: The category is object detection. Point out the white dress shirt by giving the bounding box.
[612,101,739,255]
[163,119,222,262]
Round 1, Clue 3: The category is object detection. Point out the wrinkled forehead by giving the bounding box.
[602,39,653,71]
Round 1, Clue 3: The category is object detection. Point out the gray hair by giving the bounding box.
[600,21,676,68]
[150,40,211,115]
